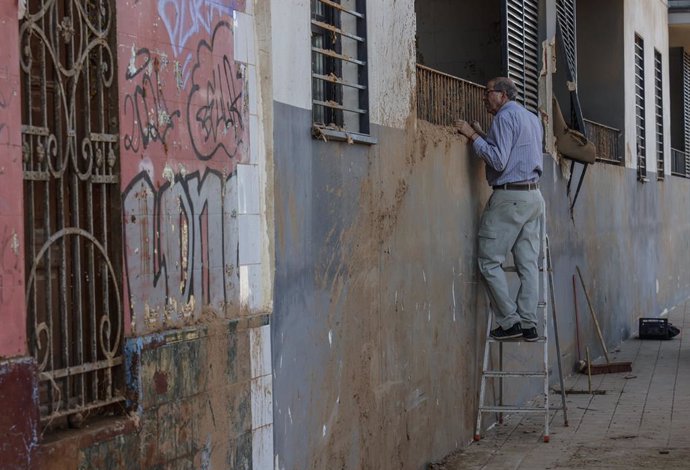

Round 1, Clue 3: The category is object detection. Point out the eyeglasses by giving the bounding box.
[484,89,504,96]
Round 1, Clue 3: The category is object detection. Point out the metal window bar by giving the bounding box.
[20,0,123,427]
[415,64,492,131]
[654,50,664,178]
[311,0,370,135]
[584,119,622,164]
[634,35,647,179]
[683,51,690,175]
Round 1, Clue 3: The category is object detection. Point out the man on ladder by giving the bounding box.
[456,76,545,342]
[456,77,567,443]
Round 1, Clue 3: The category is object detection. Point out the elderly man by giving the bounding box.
[455,77,544,342]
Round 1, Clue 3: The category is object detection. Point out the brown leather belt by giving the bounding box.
[492,183,539,191]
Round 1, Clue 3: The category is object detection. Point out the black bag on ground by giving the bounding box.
[639,317,680,339]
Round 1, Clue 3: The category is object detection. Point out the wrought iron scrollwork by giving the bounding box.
[20,0,123,426]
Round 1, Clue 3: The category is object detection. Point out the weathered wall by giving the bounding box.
[30,317,270,469]
[623,0,671,171]
[0,1,274,468]
[0,0,26,358]
[272,1,690,469]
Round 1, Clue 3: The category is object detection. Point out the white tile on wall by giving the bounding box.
[248,114,259,164]
[251,375,273,429]
[237,164,260,215]
[248,64,258,116]
[234,11,256,65]
[238,214,261,265]
[250,324,272,379]
[270,0,311,109]
[240,264,264,309]
[252,424,273,470]
[249,114,266,167]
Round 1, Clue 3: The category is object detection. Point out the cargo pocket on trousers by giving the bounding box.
[477,227,498,260]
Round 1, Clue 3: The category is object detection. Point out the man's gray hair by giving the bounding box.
[491,77,519,100]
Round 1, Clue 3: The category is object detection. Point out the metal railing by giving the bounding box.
[584,119,622,163]
[416,64,491,131]
[671,148,689,176]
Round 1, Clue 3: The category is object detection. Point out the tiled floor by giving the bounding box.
[433,300,690,469]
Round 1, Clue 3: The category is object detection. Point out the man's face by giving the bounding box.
[484,81,507,115]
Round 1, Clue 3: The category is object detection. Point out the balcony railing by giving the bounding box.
[416,64,491,131]
[671,147,689,176]
[584,119,622,163]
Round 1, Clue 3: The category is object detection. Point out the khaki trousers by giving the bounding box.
[477,189,545,329]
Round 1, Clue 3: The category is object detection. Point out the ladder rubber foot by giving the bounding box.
[543,435,550,443]
[473,434,481,442]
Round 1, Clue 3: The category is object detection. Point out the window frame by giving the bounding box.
[310,0,375,144]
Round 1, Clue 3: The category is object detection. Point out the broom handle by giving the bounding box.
[576,266,611,363]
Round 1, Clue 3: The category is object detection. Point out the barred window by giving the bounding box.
[634,34,647,180]
[654,49,664,179]
[311,0,373,143]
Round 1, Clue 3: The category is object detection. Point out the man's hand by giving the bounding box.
[454,119,476,140]
[471,121,487,139]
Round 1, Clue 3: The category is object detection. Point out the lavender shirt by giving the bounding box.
[472,101,543,186]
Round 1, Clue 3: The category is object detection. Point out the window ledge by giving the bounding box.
[312,126,377,145]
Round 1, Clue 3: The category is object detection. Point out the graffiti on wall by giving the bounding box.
[157,0,241,87]
[124,47,181,153]
[187,21,245,161]
[123,170,239,331]
[120,0,249,331]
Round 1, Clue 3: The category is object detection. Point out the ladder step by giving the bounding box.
[479,405,565,413]
[487,337,547,343]
[479,406,548,413]
[483,371,546,378]
[502,266,549,272]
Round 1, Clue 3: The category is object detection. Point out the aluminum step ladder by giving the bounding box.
[474,216,568,443]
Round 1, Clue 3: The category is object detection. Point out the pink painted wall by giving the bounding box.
[117,0,249,334]
[0,2,27,357]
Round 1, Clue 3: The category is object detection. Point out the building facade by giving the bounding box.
[1,0,689,469]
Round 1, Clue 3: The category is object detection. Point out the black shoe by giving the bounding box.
[522,327,539,342]
[490,323,522,340]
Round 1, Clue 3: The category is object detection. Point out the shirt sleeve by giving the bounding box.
[471,113,514,172]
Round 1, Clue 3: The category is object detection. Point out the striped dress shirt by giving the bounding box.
[472,101,544,186]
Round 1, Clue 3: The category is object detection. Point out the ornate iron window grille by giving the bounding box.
[19,0,124,427]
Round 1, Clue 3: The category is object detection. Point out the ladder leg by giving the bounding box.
[498,342,503,424]
[541,213,550,443]
[475,303,493,441]
[547,236,569,426]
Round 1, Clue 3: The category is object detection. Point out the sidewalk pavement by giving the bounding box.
[432,299,690,469]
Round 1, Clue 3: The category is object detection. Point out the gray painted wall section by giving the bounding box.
[272,102,690,470]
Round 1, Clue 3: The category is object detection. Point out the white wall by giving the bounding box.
[624,0,671,175]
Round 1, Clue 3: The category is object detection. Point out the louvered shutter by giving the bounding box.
[504,0,539,112]
[556,0,577,81]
